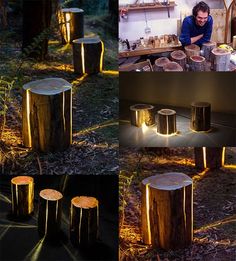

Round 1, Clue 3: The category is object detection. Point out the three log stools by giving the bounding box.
[130,104,155,127]
[22,78,72,152]
[141,173,193,250]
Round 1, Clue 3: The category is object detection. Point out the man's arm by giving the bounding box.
[179,18,192,46]
[191,34,203,44]
[198,16,213,45]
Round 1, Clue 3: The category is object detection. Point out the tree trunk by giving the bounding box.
[70,196,99,248]
[201,41,216,61]
[157,109,177,135]
[154,57,170,71]
[184,44,200,59]
[170,50,186,70]
[191,102,211,132]
[130,104,155,127]
[141,173,193,250]
[38,189,63,240]
[11,176,34,217]
[189,56,206,71]
[73,37,104,75]
[163,61,183,71]
[22,78,72,152]
[211,48,231,71]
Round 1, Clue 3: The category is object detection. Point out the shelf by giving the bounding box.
[119,2,176,12]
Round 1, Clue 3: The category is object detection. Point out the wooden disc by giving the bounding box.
[130,104,154,111]
[158,109,176,116]
[40,189,63,201]
[11,176,33,185]
[163,62,183,71]
[73,37,101,45]
[61,8,84,13]
[170,50,186,60]
[155,57,170,67]
[212,48,231,56]
[185,44,200,51]
[71,196,98,209]
[190,56,205,62]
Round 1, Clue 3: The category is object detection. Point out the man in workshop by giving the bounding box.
[179,1,213,47]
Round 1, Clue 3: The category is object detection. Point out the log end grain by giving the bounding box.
[154,57,170,67]
[11,176,34,185]
[185,44,200,51]
[130,104,154,111]
[170,50,186,60]
[61,8,84,14]
[71,196,98,209]
[212,47,231,56]
[163,62,183,71]
[39,189,63,201]
[158,108,176,116]
[190,56,205,63]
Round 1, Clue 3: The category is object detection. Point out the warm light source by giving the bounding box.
[221,147,226,166]
[145,183,151,245]
[100,41,105,72]
[203,147,207,169]
[65,13,71,43]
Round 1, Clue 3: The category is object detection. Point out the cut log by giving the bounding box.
[141,172,193,250]
[194,147,225,169]
[73,37,104,75]
[163,61,183,71]
[201,41,216,61]
[38,189,63,240]
[59,8,84,44]
[211,48,231,71]
[170,50,186,70]
[130,104,155,127]
[157,109,177,135]
[70,196,99,248]
[154,57,170,71]
[184,44,200,59]
[189,56,206,71]
[191,102,211,132]
[22,78,72,152]
[11,176,34,217]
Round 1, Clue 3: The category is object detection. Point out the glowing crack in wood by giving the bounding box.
[26,89,32,147]
[146,183,151,244]
[222,147,226,166]
[203,147,207,169]
[81,42,85,74]
[100,41,105,72]
[79,208,83,243]
[65,13,71,43]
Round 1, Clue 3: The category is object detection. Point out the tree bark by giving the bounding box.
[22,78,72,152]
[170,50,186,70]
[157,109,177,135]
[130,104,155,127]
[154,57,170,71]
[191,102,211,132]
[163,61,183,71]
[189,56,206,71]
[141,173,193,250]
[201,41,216,61]
[211,48,231,71]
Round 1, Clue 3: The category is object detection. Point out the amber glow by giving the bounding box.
[100,41,105,72]
[190,128,212,133]
[192,168,209,181]
[224,165,236,169]
[203,147,207,169]
[26,89,32,147]
[71,73,88,86]
[65,13,71,43]
[101,70,119,76]
[145,183,151,245]
[141,122,148,134]
[81,42,85,74]
[25,237,45,261]
[157,131,177,137]
[221,147,226,166]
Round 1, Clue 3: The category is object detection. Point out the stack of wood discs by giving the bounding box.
[70,196,99,248]
[163,61,183,72]
[38,189,63,240]
[141,172,193,250]
[189,56,206,71]
[154,57,170,71]
[11,176,34,217]
[22,78,72,152]
[157,109,177,135]
[211,48,231,71]
[130,104,155,127]
[170,50,186,70]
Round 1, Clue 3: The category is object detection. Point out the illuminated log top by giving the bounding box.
[11,176,33,185]
[61,8,84,13]
[212,48,231,55]
[171,50,186,59]
[73,37,101,44]
[163,61,183,71]
[190,56,205,62]
[191,101,210,107]
[158,108,176,115]
[185,44,200,51]
[39,189,63,201]
[130,104,154,111]
[71,196,98,209]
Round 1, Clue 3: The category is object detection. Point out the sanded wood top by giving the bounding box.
[184,44,200,51]
[23,78,72,95]
[155,57,170,66]
[71,196,98,209]
[212,48,231,55]
[142,172,192,190]
[171,50,186,59]
[191,101,211,107]
[158,109,176,115]
[73,37,101,44]
[61,8,84,13]
[130,104,154,111]
[40,189,63,201]
[163,61,183,71]
[190,56,205,62]
[11,176,34,185]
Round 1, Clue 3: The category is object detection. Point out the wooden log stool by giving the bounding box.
[190,102,211,132]
[154,57,170,71]
[163,61,183,72]
[38,189,63,240]
[73,37,104,75]
[157,109,177,135]
[11,176,34,217]
[201,41,216,61]
[70,196,99,248]
[22,78,72,152]
[141,172,193,250]
[194,147,225,169]
[184,44,200,59]
[59,8,84,43]
[130,104,155,127]
[189,56,206,71]
[211,48,231,71]
[170,50,186,70]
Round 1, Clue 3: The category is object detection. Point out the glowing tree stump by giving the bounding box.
[130,104,155,127]
[70,196,99,248]
[22,78,72,152]
[11,176,34,217]
[211,48,231,71]
[72,37,104,75]
[184,44,200,59]
[170,50,187,70]
[38,189,63,240]
[163,61,183,72]
[157,109,177,135]
[141,173,193,250]
[202,41,216,61]
[189,56,206,71]
[59,8,84,44]
[194,147,225,169]
[154,57,170,71]
[191,102,211,132]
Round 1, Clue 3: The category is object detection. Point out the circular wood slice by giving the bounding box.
[22,78,72,152]
[38,189,63,240]
[170,50,186,70]
[184,44,200,58]
[211,48,231,71]
[11,176,34,217]
[141,172,193,250]
[130,104,155,127]
[73,36,104,75]
[163,61,183,71]
[191,102,211,131]
[201,41,216,61]
[154,57,170,71]
[189,55,206,71]
[157,109,177,135]
[70,196,99,247]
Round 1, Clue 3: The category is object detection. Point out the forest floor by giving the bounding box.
[0,13,118,175]
[119,147,236,261]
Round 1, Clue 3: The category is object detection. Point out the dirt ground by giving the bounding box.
[119,147,236,261]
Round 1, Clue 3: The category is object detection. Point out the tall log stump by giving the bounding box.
[191,102,211,132]
[189,56,206,71]
[22,78,72,152]
[194,147,225,169]
[70,196,99,248]
[141,173,193,250]
[211,48,231,71]
[11,176,34,217]
[170,50,186,70]
[73,37,104,75]
[157,109,177,135]
[130,104,155,127]
[201,41,216,61]
[59,8,84,44]
[184,44,200,62]
[38,189,63,240]
[163,61,183,72]
[154,57,170,71]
